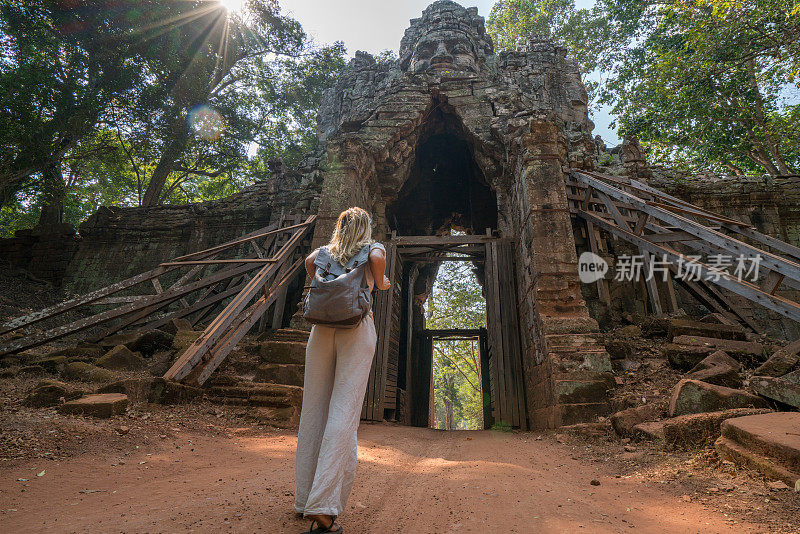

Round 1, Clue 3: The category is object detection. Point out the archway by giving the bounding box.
[359,101,527,429]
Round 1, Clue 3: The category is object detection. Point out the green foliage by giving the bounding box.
[487,0,614,102]
[599,0,800,175]
[0,1,347,235]
[425,261,486,430]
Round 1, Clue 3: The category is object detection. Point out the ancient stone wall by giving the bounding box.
[0,224,81,284]
[61,170,316,296]
[658,175,800,340]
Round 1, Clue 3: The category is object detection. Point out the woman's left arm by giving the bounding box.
[369,247,391,290]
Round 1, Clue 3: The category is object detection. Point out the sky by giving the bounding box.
[278,0,619,144]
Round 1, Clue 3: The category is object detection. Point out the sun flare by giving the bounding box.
[219,0,245,13]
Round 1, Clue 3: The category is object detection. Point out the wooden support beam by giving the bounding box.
[390,235,496,246]
[188,257,306,386]
[577,209,800,324]
[164,217,314,382]
[573,171,800,286]
[160,259,278,267]
[585,220,611,305]
[0,221,281,336]
[170,220,311,262]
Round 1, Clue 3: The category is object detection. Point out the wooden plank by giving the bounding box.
[479,330,493,429]
[190,257,305,386]
[0,221,282,337]
[0,256,274,356]
[578,210,800,324]
[164,217,315,381]
[390,235,496,246]
[498,240,526,429]
[585,221,611,305]
[486,241,509,424]
[170,220,312,262]
[573,172,800,285]
[376,244,399,418]
[161,259,278,266]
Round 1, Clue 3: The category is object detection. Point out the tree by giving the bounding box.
[425,260,486,430]
[599,0,800,174]
[487,0,613,102]
[0,0,146,215]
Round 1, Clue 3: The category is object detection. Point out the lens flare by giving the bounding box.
[188,105,225,142]
[219,0,245,13]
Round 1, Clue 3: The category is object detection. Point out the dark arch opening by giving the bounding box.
[386,103,498,236]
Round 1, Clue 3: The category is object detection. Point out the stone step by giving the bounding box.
[266,328,310,343]
[243,406,299,429]
[207,383,302,400]
[254,363,305,387]
[207,394,295,408]
[719,412,800,480]
[715,437,799,489]
[260,340,306,364]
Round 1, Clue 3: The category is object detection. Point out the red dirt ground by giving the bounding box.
[2,421,797,533]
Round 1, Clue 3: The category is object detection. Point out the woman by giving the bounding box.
[294,207,391,533]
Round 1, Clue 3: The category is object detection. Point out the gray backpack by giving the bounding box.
[302,244,374,328]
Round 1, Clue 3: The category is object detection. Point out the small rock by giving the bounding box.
[116,426,130,435]
[590,479,601,486]
[623,445,637,452]
[767,480,790,491]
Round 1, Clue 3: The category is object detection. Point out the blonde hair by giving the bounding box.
[328,207,374,265]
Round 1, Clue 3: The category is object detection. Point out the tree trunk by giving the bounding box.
[141,118,189,207]
[444,397,453,430]
[37,162,66,226]
[745,59,793,175]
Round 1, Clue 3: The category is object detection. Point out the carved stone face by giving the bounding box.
[409,29,478,73]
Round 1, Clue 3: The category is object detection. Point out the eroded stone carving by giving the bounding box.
[399,1,492,74]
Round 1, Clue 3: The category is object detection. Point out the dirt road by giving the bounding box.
[0,423,773,533]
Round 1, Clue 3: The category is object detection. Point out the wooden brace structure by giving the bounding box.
[568,170,800,329]
[0,215,316,386]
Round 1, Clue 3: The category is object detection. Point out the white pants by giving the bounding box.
[294,316,377,517]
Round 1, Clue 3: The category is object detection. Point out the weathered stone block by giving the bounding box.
[662,408,773,449]
[172,329,202,352]
[260,341,306,364]
[610,404,662,437]
[254,363,305,387]
[672,335,763,363]
[57,393,128,418]
[23,380,82,408]
[668,379,769,417]
[665,343,715,370]
[62,362,116,383]
[686,350,743,389]
[751,376,800,408]
[97,377,202,404]
[669,319,747,341]
[32,355,68,374]
[96,345,146,371]
[755,341,800,377]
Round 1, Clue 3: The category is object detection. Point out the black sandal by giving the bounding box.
[305,516,343,533]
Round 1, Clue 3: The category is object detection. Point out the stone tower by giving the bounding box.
[307,0,611,428]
